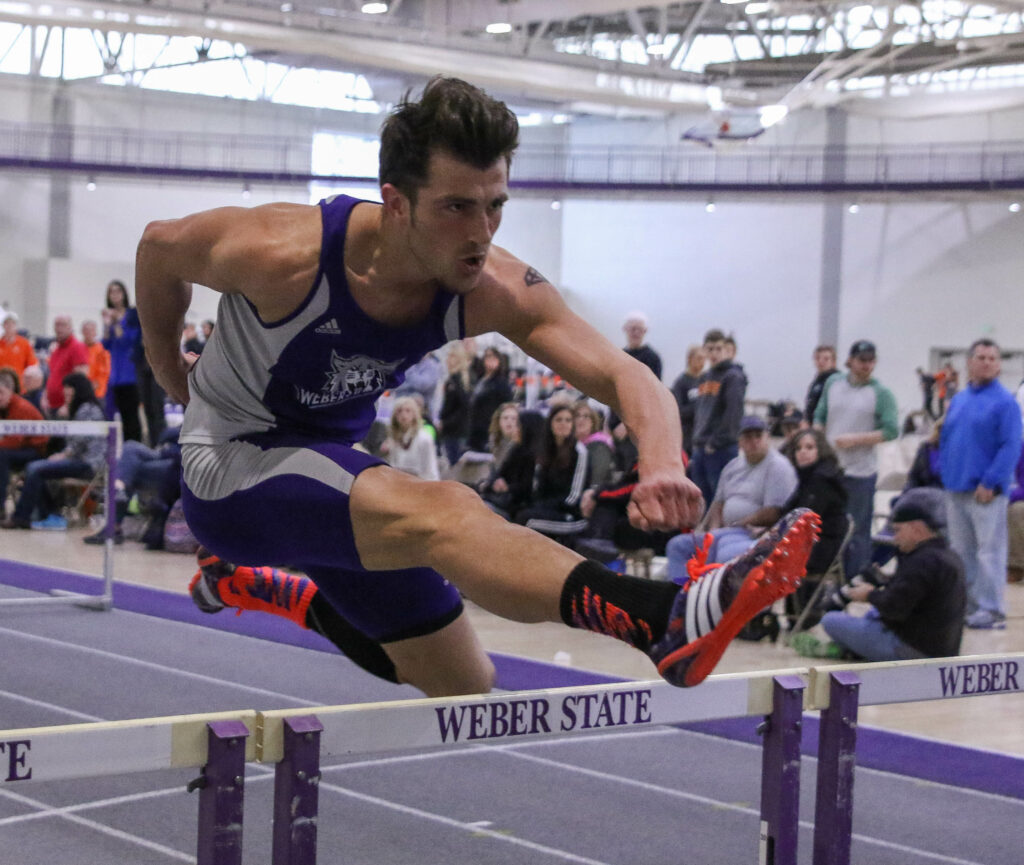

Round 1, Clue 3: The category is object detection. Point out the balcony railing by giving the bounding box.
[1,121,1022,192]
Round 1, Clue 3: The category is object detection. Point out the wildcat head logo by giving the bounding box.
[296,351,403,409]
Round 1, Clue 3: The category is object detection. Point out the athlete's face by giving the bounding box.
[402,150,509,294]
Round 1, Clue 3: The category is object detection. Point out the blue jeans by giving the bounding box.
[822,608,927,662]
[689,444,738,506]
[13,457,93,522]
[0,447,40,504]
[666,526,754,582]
[945,491,1008,617]
[842,473,877,579]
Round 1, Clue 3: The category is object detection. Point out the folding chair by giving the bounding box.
[784,514,855,644]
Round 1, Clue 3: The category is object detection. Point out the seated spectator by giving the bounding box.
[573,401,615,489]
[465,347,512,452]
[904,418,944,491]
[781,429,848,627]
[820,488,966,662]
[21,366,45,412]
[0,367,49,512]
[83,426,183,546]
[437,347,471,467]
[479,409,542,519]
[514,405,589,540]
[379,395,439,481]
[666,415,797,579]
[0,311,40,381]
[81,320,110,401]
[485,402,522,473]
[1,372,105,530]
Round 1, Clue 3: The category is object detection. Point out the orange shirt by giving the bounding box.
[0,392,48,453]
[85,341,111,399]
[0,334,39,380]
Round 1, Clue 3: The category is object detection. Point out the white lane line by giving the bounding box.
[0,785,182,827]
[0,624,321,706]
[314,777,615,865]
[0,786,195,862]
[0,688,105,722]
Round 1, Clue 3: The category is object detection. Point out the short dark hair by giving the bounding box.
[814,345,836,356]
[968,338,999,357]
[379,76,520,201]
[703,328,727,344]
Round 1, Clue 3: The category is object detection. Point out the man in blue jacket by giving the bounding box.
[940,339,1023,629]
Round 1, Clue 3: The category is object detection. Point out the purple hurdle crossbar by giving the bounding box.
[272,715,324,865]
[196,719,251,865]
[813,670,861,865]
[759,674,806,865]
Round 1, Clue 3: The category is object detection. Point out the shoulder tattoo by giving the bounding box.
[524,266,548,287]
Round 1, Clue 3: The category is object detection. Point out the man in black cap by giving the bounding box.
[820,488,966,662]
[814,339,899,579]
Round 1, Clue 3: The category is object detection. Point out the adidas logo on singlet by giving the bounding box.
[315,318,341,335]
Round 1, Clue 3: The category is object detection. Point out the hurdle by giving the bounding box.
[259,671,812,865]
[0,419,120,611]
[0,709,257,863]
[807,652,1024,865]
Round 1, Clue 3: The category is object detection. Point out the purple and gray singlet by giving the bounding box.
[179,195,466,642]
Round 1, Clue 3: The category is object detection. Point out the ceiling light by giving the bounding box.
[242,183,251,200]
[280,2,293,11]
[485,22,512,34]
[745,2,770,11]
[759,104,788,127]
[848,203,860,214]
[705,201,716,213]
[647,43,670,56]
[551,200,562,211]
[86,176,96,191]
[1010,202,1021,213]
[361,2,387,13]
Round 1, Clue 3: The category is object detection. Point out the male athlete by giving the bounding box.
[137,77,818,697]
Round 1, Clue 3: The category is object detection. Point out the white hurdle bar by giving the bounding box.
[0,419,120,611]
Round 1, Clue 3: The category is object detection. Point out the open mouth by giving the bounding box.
[460,251,487,269]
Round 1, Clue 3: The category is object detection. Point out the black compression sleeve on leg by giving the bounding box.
[305,593,399,684]
[558,559,679,652]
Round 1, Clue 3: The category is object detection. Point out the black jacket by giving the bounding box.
[869,537,966,658]
[784,459,848,574]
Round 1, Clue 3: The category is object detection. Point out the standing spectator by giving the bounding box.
[81,320,110,401]
[805,345,838,422]
[102,279,143,442]
[44,315,89,415]
[379,395,440,481]
[1,373,105,530]
[689,328,747,505]
[438,347,471,467]
[465,346,512,452]
[939,338,1023,629]
[815,339,899,579]
[0,311,40,381]
[935,360,959,416]
[0,367,49,513]
[670,344,705,457]
[621,311,662,381]
[820,488,966,662]
[916,367,937,419]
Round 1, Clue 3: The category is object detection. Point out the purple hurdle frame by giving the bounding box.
[813,670,861,865]
[196,719,251,865]
[272,715,324,865]
[759,674,806,865]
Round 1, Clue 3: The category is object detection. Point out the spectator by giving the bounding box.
[485,402,522,472]
[21,366,44,412]
[394,351,443,417]
[465,346,512,452]
[573,401,615,489]
[83,426,183,546]
[1,372,105,530]
[0,311,40,381]
[200,319,215,344]
[805,345,838,422]
[815,339,899,579]
[479,408,541,519]
[917,366,937,419]
[689,328,747,505]
[939,338,1022,629]
[0,367,49,513]
[379,395,440,481]
[44,315,90,416]
[102,279,143,442]
[670,344,705,457]
[820,488,966,662]
[182,322,204,356]
[781,428,848,627]
[81,320,110,401]
[437,347,471,467]
[621,311,662,381]
[905,419,945,491]
[514,404,589,541]
[666,415,797,578]
[1008,449,1024,584]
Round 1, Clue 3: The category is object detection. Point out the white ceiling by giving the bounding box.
[4,0,1024,116]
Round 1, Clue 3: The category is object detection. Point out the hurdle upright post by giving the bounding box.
[272,715,324,865]
[813,670,860,865]
[196,719,251,865]
[758,674,805,865]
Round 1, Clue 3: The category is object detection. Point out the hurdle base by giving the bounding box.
[51,589,113,611]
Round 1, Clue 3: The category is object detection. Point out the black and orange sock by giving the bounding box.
[558,559,680,652]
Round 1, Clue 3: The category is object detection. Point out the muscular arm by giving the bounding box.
[466,252,701,531]
[135,203,320,404]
